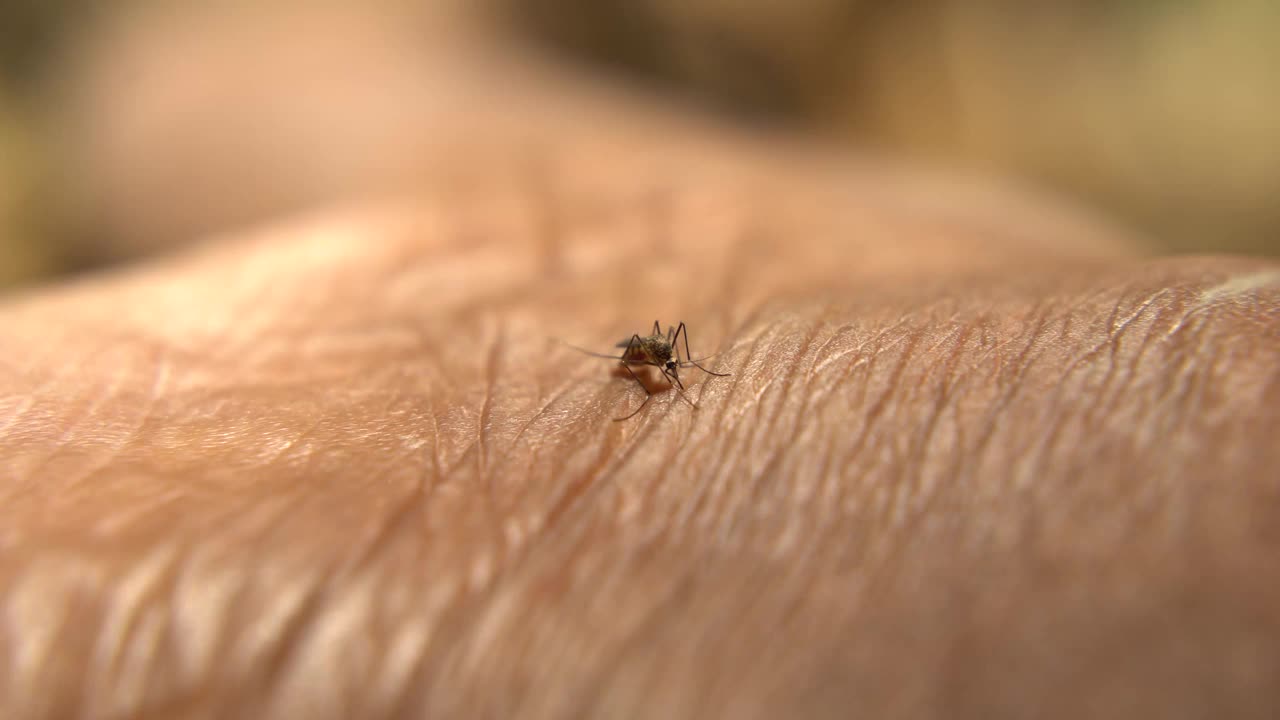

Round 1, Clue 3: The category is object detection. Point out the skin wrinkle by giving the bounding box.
[757,316,870,512]
[963,305,1053,486]
[466,377,644,585]
[523,549,658,716]
[952,313,1029,476]
[415,522,584,715]
[1075,292,1244,481]
[889,297,1046,494]
[118,551,189,713]
[1115,279,1253,459]
[167,534,266,701]
[343,453,436,575]
[535,431,612,541]
[495,407,577,514]
[904,316,972,485]
[945,315,1051,519]
[682,567,797,716]
[501,372,583,465]
[9,413,160,521]
[651,413,698,506]
[844,322,924,487]
[1,133,1279,719]
[476,320,503,560]
[1169,334,1219,445]
[1098,291,1181,427]
[1183,304,1277,458]
[674,322,775,532]
[90,544,182,717]
[572,567,699,715]
[631,412,700,540]
[916,325,973,502]
[120,349,174,457]
[172,489,417,707]
[604,401,699,534]
[1012,360,1089,485]
[367,615,433,719]
[1136,315,1211,455]
[253,574,338,715]
[3,556,87,718]
[788,320,880,502]
[1015,285,1152,481]
[772,319,852,495]
[246,516,433,714]
[0,392,34,441]
[806,322,858,377]
[745,321,822,490]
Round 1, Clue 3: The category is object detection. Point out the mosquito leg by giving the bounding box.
[664,367,699,409]
[678,321,731,376]
[629,334,643,357]
[613,362,654,421]
[620,334,645,378]
[613,334,651,421]
[652,320,661,336]
[692,363,732,377]
[667,366,686,391]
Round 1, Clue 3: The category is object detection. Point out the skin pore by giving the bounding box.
[3,14,1280,719]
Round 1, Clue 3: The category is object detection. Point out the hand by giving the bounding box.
[4,44,1279,720]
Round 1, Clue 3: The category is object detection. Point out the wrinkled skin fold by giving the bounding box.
[2,99,1280,718]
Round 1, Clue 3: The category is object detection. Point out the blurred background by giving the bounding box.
[2,0,1278,290]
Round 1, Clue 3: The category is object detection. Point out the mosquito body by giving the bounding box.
[569,321,730,421]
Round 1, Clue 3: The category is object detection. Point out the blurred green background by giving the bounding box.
[2,0,1279,290]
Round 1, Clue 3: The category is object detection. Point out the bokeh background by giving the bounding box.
[2,0,1278,290]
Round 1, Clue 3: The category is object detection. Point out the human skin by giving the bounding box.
[5,58,1280,720]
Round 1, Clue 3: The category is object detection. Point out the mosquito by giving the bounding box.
[568,321,731,421]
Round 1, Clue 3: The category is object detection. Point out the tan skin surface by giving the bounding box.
[4,69,1280,720]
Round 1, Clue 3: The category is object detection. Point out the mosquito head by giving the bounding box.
[664,360,685,391]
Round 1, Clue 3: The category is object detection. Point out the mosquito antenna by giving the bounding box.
[557,339,625,360]
[679,350,726,366]
[680,358,731,376]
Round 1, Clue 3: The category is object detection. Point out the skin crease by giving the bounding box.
[5,13,1280,720]
[3,133,1280,718]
